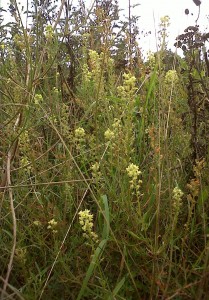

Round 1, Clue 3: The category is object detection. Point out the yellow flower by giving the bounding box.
[78,209,98,243]
[45,25,54,39]
[47,218,58,230]
[126,163,142,195]
[172,186,184,212]
[126,163,141,180]
[33,220,41,226]
[34,93,43,105]
[104,128,115,140]
[160,15,170,27]
[75,127,85,139]
[165,70,179,84]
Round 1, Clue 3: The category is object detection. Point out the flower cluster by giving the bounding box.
[172,186,183,212]
[33,220,41,226]
[78,209,98,243]
[193,158,206,178]
[123,73,137,91]
[147,51,156,70]
[82,51,100,84]
[47,218,58,234]
[19,130,30,152]
[187,159,205,202]
[160,15,170,27]
[108,57,114,69]
[117,73,137,97]
[91,162,102,183]
[48,114,57,125]
[112,118,121,130]
[104,118,121,148]
[126,163,142,195]
[34,93,43,105]
[53,87,59,95]
[15,248,27,264]
[45,25,54,40]
[74,127,86,151]
[187,178,200,197]
[89,50,100,74]
[74,127,85,140]
[14,34,25,50]
[20,156,31,173]
[14,33,34,50]
[159,15,170,48]
[82,63,92,82]
[89,50,104,95]
[104,128,115,140]
[165,70,179,84]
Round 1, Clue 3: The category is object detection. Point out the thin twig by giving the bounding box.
[166,280,201,300]
[1,152,17,299]
[0,277,25,300]
[0,179,93,190]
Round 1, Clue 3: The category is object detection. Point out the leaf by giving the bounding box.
[111,276,126,298]
[101,194,110,240]
[113,276,126,294]
[76,239,107,300]
[77,195,110,300]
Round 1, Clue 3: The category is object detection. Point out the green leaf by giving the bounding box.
[76,239,107,300]
[76,195,110,300]
[112,276,126,296]
[101,194,110,240]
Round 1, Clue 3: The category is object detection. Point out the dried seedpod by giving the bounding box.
[193,0,201,6]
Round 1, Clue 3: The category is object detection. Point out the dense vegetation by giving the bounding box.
[0,0,209,299]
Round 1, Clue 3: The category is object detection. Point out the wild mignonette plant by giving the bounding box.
[0,1,209,299]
